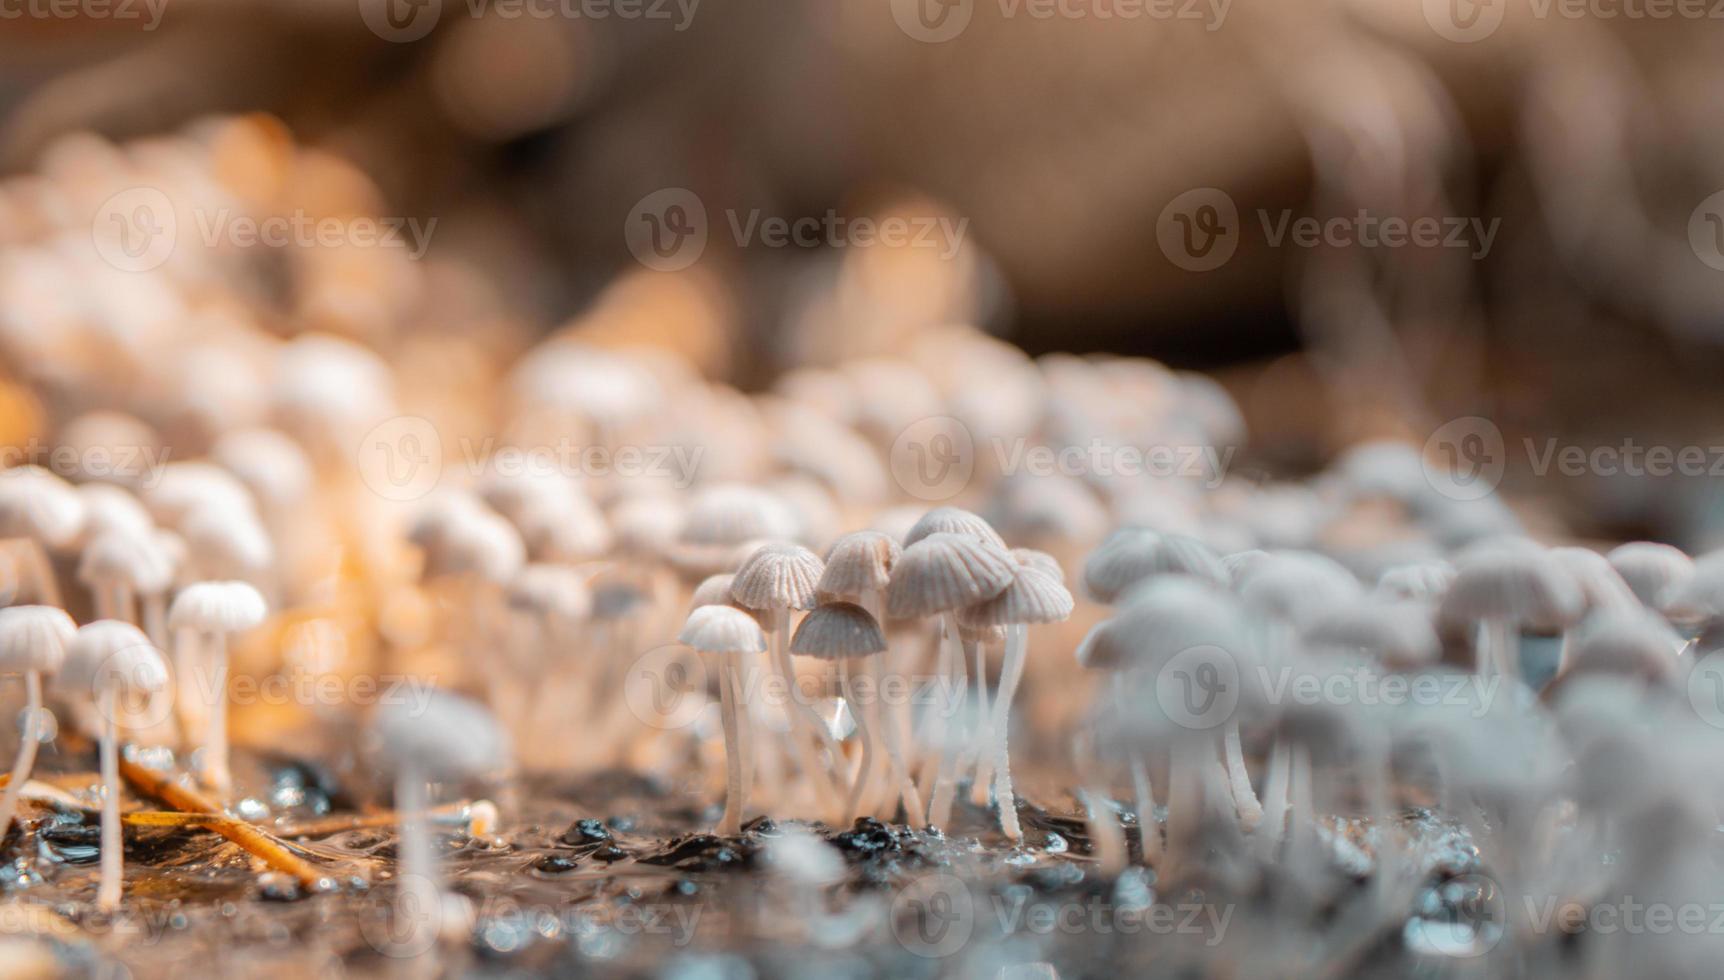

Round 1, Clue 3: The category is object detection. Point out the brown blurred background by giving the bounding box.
[5,0,1724,544]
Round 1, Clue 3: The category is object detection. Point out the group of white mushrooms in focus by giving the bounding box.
[0,464,272,909]
[680,507,1074,839]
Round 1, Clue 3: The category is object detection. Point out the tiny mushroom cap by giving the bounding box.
[817,531,901,601]
[168,581,269,633]
[886,532,1015,620]
[790,602,887,660]
[211,428,314,507]
[1375,560,1456,603]
[1011,548,1064,583]
[1083,528,1227,603]
[504,564,592,625]
[0,605,76,673]
[1608,541,1697,612]
[372,691,510,780]
[958,565,1075,628]
[0,465,85,546]
[680,484,798,546]
[690,573,739,610]
[180,507,275,579]
[678,605,768,654]
[730,542,825,612]
[609,495,684,556]
[1334,440,1428,503]
[79,529,175,596]
[591,579,652,622]
[1301,597,1440,668]
[60,621,168,699]
[1234,551,1362,626]
[1548,609,1685,694]
[419,503,526,584]
[77,483,154,540]
[1438,538,1585,631]
[144,462,255,527]
[902,507,1008,550]
[1551,547,1640,614]
[1078,577,1251,672]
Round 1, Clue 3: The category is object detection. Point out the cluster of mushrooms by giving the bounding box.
[1,117,1722,975]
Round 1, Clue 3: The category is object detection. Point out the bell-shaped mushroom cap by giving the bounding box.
[790,602,886,660]
[1551,547,1639,614]
[78,528,175,595]
[1083,528,1226,603]
[958,566,1075,628]
[61,621,168,698]
[689,573,738,610]
[168,581,269,633]
[180,507,275,580]
[730,542,825,612]
[678,604,768,654]
[419,503,525,584]
[372,691,509,780]
[1606,541,1694,611]
[1010,548,1064,583]
[77,483,154,540]
[0,605,75,673]
[1334,440,1427,503]
[1438,538,1584,631]
[680,484,797,546]
[0,465,85,546]
[1657,548,1724,625]
[144,462,255,527]
[1301,597,1439,668]
[817,531,901,601]
[1375,560,1456,603]
[1077,577,1251,671]
[517,494,613,563]
[1551,609,1683,690]
[505,564,592,624]
[989,475,1109,546]
[1234,551,1361,626]
[1220,549,1271,585]
[609,495,684,556]
[902,507,1007,550]
[886,532,1015,619]
[211,428,314,507]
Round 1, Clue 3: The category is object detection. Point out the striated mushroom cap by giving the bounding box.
[1084,528,1227,603]
[886,532,1014,619]
[168,581,269,634]
[678,604,768,655]
[62,621,168,699]
[790,602,886,660]
[818,531,901,602]
[958,566,1074,628]
[0,605,75,673]
[902,506,1007,550]
[731,542,825,612]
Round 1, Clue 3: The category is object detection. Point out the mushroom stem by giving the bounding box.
[977,624,1029,838]
[1130,754,1160,865]
[396,760,436,894]
[1255,739,1292,861]
[839,658,874,826]
[1166,739,1203,876]
[772,607,845,817]
[926,613,969,829]
[141,592,167,652]
[1287,744,1316,860]
[717,650,747,835]
[173,628,208,753]
[1223,722,1262,829]
[200,632,232,794]
[1082,785,1127,876]
[97,686,121,912]
[868,654,923,828]
[0,670,43,836]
